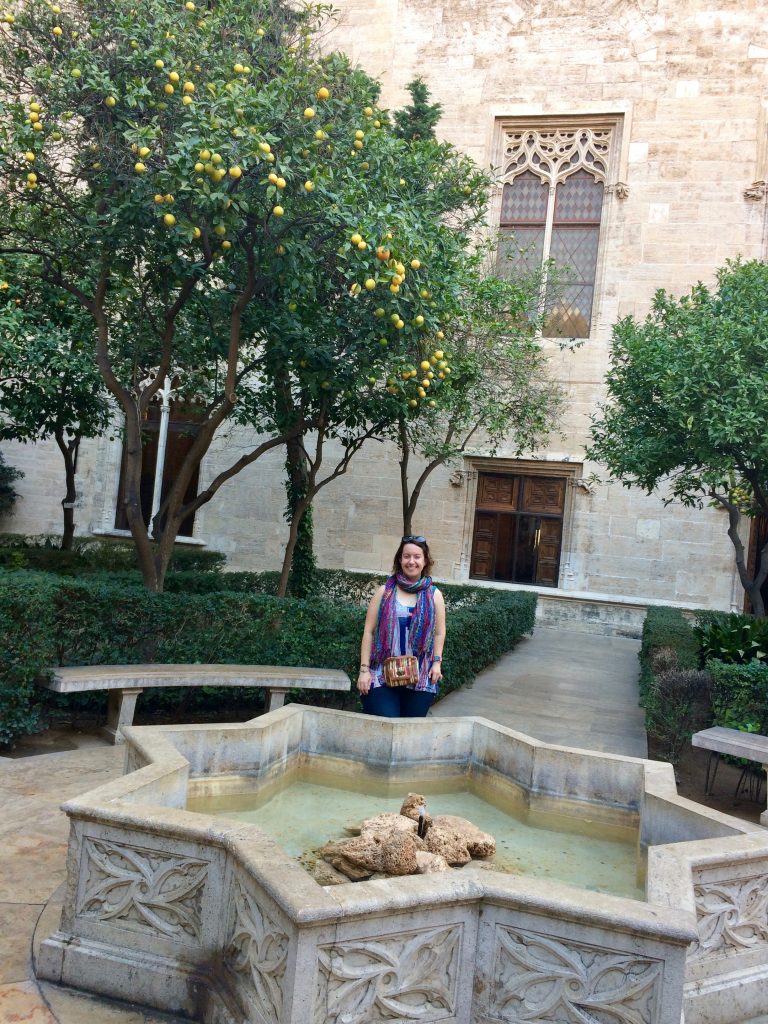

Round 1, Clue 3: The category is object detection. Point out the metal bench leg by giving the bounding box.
[704,750,721,797]
[102,687,144,745]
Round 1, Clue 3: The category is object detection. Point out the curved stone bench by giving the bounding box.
[40,664,351,743]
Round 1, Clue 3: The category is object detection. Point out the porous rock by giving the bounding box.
[424,825,472,865]
[312,859,350,886]
[400,793,433,827]
[360,812,417,836]
[318,830,422,879]
[317,836,378,880]
[380,830,421,875]
[432,814,496,858]
[415,851,450,874]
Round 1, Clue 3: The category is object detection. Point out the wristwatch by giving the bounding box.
[433,656,442,662]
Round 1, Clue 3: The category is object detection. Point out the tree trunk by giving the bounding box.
[747,534,768,617]
[277,493,311,598]
[54,431,79,552]
[720,497,767,618]
[284,438,317,598]
[398,416,412,534]
[119,407,162,591]
[403,455,447,537]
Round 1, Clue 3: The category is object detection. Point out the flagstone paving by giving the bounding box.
[432,625,648,757]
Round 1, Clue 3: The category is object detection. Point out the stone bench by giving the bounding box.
[40,664,351,744]
[692,726,768,826]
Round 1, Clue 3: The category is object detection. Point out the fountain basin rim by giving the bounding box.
[59,792,699,945]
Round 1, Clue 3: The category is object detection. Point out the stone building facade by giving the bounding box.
[2,0,767,632]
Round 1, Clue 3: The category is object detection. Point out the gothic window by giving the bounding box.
[497,120,617,338]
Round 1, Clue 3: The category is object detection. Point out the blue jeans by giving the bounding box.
[361,686,434,718]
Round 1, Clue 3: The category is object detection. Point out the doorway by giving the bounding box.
[470,472,566,586]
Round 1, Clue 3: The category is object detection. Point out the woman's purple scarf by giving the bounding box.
[372,573,435,665]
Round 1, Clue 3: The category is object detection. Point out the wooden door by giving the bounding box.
[536,518,562,585]
[470,472,566,586]
[470,512,498,578]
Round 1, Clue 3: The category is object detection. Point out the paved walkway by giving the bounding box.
[432,625,648,758]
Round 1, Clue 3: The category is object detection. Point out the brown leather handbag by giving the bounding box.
[383,655,419,687]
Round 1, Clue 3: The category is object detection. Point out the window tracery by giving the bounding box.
[497,121,620,338]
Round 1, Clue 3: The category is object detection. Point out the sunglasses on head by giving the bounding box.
[401,535,426,544]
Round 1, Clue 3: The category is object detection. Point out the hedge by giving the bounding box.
[162,567,513,610]
[0,570,536,746]
[708,660,768,735]
[0,534,226,574]
[638,605,700,704]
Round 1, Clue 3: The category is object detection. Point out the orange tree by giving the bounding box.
[0,0,489,591]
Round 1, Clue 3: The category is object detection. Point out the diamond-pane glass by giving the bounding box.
[549,225,600,280]
[500,172,549,225]
[554,170,604,223]
[497,227,545,279]
[544,284,595,338]
[546,220,600,338]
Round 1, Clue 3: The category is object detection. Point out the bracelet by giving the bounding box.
[360,664,369,669]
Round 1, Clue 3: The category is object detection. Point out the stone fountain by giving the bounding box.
[37,706,768,1024]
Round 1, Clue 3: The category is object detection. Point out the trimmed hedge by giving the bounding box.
[163,567,513,610]
[639,605,711,762]
[709,660,768,735]
[638,605,700,704]
[0,570,536,746]
[0,534,226,574]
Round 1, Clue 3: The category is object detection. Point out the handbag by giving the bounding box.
[383,655,419,687]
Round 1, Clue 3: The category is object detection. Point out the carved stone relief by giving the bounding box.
[608,182,630,200]
[502,126,613,186]
[490,924,663,1023]
[315,923,461,1024]
[76,837,207,944]
[210,1004,238,1024]
[691,873,768,960]
[744,180,766,201]
[224,876,289,1024]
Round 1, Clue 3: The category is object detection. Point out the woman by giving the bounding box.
[357,535,446,717]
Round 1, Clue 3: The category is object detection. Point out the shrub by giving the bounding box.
[163,566,519,610]
[644,668,712,764]
[0,452,23,517]
[708,660,768,735]
[639,606,699,703]
[695,612,768,666]
[0,571,536,746]
[0,571,59,744]
[0,534,226,573]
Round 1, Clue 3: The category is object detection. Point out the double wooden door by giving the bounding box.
[470,473,566,586]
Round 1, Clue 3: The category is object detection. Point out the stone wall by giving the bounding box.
[2,0,765,617]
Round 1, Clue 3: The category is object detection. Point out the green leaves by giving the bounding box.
[589,259,768,511]
[589,259,768,614]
